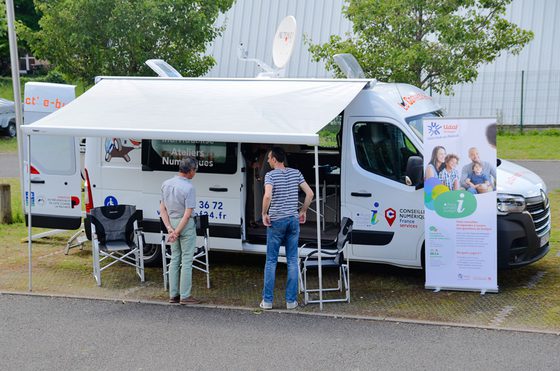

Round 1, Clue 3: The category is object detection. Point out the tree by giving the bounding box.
[0,4,6,69]
[0,0,41,75]
[307,0,533,94]
[21,0,234,85]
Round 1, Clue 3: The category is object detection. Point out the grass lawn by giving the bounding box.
[0,77,87,101]
[497,129,560,160]
[0,137,18,153]
[0,177,23,223]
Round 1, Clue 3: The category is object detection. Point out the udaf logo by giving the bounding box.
[428,122,441,136]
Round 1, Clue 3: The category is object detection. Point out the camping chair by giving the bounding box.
[161,214,210,290]
[89,205,145,287]
[300,217,353,304]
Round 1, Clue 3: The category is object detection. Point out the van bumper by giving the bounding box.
[497,212,550,269]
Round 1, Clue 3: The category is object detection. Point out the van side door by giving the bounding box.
[342,117,425,267]
[141,140,243,251]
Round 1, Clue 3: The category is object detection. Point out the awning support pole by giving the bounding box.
[314,146,323,310]
[27,134,32,292]
[5,0,25,210]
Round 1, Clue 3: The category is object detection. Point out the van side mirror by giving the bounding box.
[406,156,423,189]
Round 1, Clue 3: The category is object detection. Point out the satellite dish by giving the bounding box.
[272,16,297,69]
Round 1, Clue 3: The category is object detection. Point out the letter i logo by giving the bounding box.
[371,202,380,224]
[457,193,465,213]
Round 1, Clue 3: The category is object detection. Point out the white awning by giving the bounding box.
[22,77,368,145]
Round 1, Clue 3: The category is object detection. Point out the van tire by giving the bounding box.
[142,243,162,266]
[7,122,16,138]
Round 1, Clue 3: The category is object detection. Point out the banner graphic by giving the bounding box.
[423,118,497,292]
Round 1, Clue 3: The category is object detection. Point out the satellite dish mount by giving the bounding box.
[238,15,297,78]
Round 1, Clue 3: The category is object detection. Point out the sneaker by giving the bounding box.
[286,301,298,310]
[169,296,180,304]
[180,296,201,305]
[259,300,272,310]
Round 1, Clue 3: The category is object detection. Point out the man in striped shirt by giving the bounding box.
[260,147,314,310]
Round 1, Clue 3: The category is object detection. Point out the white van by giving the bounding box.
[86,78,552,269]
[23,77,551,270]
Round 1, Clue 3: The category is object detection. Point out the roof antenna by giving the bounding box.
[333,54,365,79]
[238,15,297,78]
[394,84,406,107]
[145,59,183,78]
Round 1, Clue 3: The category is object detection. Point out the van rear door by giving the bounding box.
[22,83,82,230]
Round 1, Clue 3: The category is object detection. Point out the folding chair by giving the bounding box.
[300,217,353,304]
[89,205,145,287]
[161,214,210,290]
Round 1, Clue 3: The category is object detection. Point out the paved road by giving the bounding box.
[1,152,557,190]
[511,160,560,191]
[1,295,559,371]
[0,152,19,178]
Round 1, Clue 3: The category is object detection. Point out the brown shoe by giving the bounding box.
[180,296,201,305]
[169,296,180,304]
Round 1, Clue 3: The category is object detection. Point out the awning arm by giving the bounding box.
[314,146,323,310]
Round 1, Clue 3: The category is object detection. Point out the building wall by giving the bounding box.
[205,0,351,78]
[206,0,559,125]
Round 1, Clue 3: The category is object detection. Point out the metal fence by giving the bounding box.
[433,70,560,127]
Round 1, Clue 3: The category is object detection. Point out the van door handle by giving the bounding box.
[30,180,45,184]
[351,192,371,197]
[209,187,228,192]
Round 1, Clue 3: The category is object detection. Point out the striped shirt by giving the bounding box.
[265,168,305,221]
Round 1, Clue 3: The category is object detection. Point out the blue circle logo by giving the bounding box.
[104,196,118,206]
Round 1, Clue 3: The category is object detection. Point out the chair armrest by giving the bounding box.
[301,241,337,249]
[303,249,338,264]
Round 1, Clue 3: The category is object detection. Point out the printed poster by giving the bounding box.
[423,118,497,292]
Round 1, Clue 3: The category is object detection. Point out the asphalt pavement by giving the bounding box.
[1,294,559,371]
[0,152,19,178]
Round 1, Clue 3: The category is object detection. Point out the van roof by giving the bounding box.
[22,77,368,145]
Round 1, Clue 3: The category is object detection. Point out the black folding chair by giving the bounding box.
[300,217,353,304]
[89,205,145,287]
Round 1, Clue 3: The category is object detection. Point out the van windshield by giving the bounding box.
[405,110,443,141]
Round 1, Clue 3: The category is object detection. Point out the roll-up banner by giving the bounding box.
[423,118,497,293]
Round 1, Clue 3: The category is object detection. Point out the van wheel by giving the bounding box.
[142,243,162,266]
[7,122,16,138]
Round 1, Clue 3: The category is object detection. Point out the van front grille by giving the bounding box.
[525,193,551,238]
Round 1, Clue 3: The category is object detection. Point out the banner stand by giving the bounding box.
[423,117,498,293]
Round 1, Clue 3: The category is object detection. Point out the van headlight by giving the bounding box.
[497,193,526,215]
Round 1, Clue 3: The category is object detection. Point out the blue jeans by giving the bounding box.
[169,218,196,299]
[262,216,300,304]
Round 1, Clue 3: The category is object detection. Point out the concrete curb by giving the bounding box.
[2,290,559,336]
